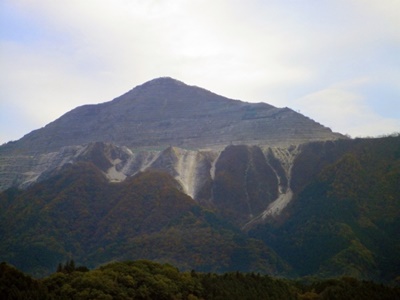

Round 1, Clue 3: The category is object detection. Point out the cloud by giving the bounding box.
[296,79,400,137]
[0,0,399,143]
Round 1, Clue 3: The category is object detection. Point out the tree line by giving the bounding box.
[1,260,399,300]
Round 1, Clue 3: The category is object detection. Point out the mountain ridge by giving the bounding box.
[0,77,346,192]
[1,77,345,155]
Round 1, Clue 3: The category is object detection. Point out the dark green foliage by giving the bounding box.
[295,276,400,300]
[290,139,357,193]
[250,136,400,282]
[57,259,89,274]
[0,162,112,276]
[199,272,296,300]
[2,260,400,300]
[0,262,51,300]
[0,163,285,277]
[212,145,278,225]
[90,208,288,275]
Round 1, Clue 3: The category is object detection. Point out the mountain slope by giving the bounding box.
[0,162,289,277]
[1,135,399,281]
[248,135,400,281]
[1,77,344,155]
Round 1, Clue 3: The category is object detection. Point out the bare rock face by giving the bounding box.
[0,140,300,227]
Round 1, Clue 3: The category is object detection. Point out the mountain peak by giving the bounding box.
[1,78,346,154]
[122,76,216,102]
[139,76,186,87]
[127,77,189,96]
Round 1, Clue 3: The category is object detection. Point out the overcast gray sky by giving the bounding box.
[1,0,399,144]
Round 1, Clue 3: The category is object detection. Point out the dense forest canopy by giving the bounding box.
[1,260,399,300]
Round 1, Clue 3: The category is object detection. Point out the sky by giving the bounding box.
[1,0,399,144]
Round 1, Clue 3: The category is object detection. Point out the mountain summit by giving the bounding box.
[1,78,399,282]
[3,77,344,154]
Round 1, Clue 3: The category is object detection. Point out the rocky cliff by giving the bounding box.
[0,141,296,226]
[0,138,352,228]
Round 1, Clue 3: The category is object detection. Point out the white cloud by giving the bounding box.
[296,80,400,137]
[0,0,399,143]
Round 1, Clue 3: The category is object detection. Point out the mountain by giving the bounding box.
[1,77,343,154]
[1,135,399,280]
[1,77,398,282]
[0,77,344,193]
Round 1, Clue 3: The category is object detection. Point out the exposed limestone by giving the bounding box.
[0,142,298,223]
[106,158,126,182]
[242,146,300,229]
[261,146,299,217]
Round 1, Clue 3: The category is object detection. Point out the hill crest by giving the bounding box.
[2,77,345,154]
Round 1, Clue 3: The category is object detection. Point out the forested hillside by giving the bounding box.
[0,135,399,282]
[250,135,400,281]
[0,163,288,277]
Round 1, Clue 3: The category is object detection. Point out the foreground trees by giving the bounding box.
[1,260,399,300]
